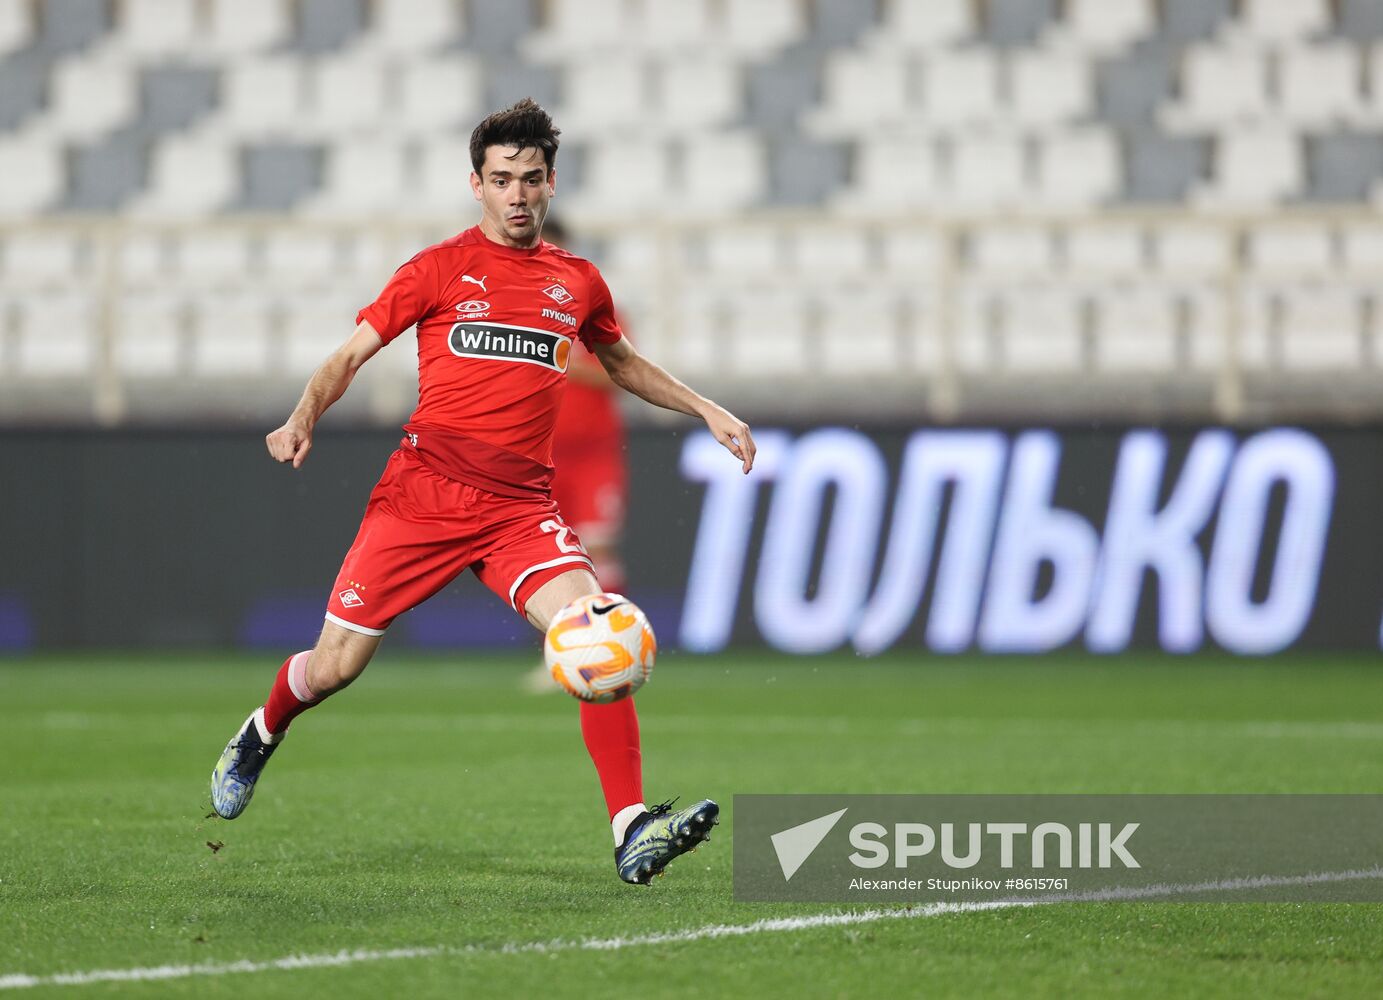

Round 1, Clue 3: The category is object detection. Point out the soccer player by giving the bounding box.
[209,100,756,886]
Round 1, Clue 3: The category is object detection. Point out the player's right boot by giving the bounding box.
[614,798,719,885]
[210,708,280,820]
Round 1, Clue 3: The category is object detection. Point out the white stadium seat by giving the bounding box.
[108,0,200,57]
[791,227,871,283]
[720,0,806,58]
[954,285,1000,374]
[1279,45,1362,127]
[364,0,463,53]
[1155,225,1233,276]
[39,58,137,140]
[206,0,292,55]
[395,59,484,136]
[807,51,911,136]
[946,134,1028,213]
[1047,0,1154,56]
[556,60,649,135]
[637,0,717,53]
[190,298,274,376]
[114,296,185,378]
[657,59,741,133]
[675,133,767,215]
[0,0,35,56]
[1342,226,1383,273]
[833,138,941,214]
[1194,129,1304,209]
[524,0,629,60]
[1185,288,1228,372]
[415,137,477,214]
[306,57,390,137]
[820,294,902,375]
[1094,288,1179,372]
[176,232,253,287]
[132,139,240,218]
[14,296,97,378]
[971,227,1056,279]
[263,232,340,289]
[1279,287,1364,370]
[861,0,973,51]
[1162,46,1269,131]
[922,49,1001,132]
[1247,225,1335,277]
[1034,129,1120,211]
[726,292,809,376]
[0,232,83,287]
[1066,226,1146,279]
[704,229,782,282]
[880,231,944,280]
[211,58,308,140]
[1001,289,1085,373]
[564,139,671,218]
[1010,49,1093,128]
[283,301,360,375]
[1225,0,1330,45]
[301,143,409,217]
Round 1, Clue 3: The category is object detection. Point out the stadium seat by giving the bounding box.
[1342,225,1383,272]
[946,134,1028,213]
[0,232,84,287]
[1155,224,1232,276]
[362,0,463,54]
[283,300,360,375]
[832,138,941,213]
[38,57,137,140]
[1355,43,1383,127]
[106,0,199,57]
[205,0,292,55]
[1045,0,1154,55]
[637,0,716,53]
[130,139,240,217]
[190,298,274,376]
[14,296,97,378]
[721,0,807,57]
[970,226,1056,278]
[118,233,171,288]
[416,137,479,214]
[806,50,911,136]
[210,57,308,140]
[1279,286,1364,370]
[1193,129,1304,208]
[790,227,871,283]
[1033,129,1120,210]
[113,295,185,378]
[175,232,253,287]
[395,58,484,136]
[555,60,649,135]
[1001,288,1085,373]
[563,139,671,218]
[1066,225,1146,278]
[1093,288,1179,372]
[899,291,942,372]
[675,133,767,215]
[921,48,1001,132]
[820,294,902,374]
[300,143,409,217]
[704,229,782,282]
[657,58,741,133]
[0,0,35,56]
[306,56,390,137]
[726,292,809,376]
[1010,48,1093,128]
[663,288,721,376]
[1161,45,1269,131]
[523,0,629,60]
[1223,0,1331,45]
[1279,44,1362,127]
[263,231,341,289]
[880,230,945,282]
[1247,224,1335,277]
[954,285,1000,374]
[1185,288,1229,371]
[861,0,973,51]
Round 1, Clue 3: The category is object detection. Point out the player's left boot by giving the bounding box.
[614,798,719,885]
[210,709,280,820]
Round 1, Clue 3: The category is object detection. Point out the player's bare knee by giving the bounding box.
[307,620,381,693]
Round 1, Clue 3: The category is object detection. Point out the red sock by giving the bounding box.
[581,697,644,819]
[262,650,319,735]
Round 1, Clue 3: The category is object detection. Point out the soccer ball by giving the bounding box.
[544,593,656,703]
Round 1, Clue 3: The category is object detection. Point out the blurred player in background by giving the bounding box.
[208,99,755,885]
[524,218,629,693]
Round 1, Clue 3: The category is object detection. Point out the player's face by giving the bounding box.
[470,145,555,248]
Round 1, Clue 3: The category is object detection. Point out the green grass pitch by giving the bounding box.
[3,650,1383,998]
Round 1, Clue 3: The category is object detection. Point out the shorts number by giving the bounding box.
[540,518,586,554]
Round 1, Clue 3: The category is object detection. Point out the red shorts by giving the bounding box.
[324,448,593,635]
[550,445,627,548]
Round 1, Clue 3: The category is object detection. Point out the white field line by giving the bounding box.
[3,868,1382,990]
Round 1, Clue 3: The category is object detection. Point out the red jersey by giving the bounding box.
[553,340,625,456]
[357,226,623,495]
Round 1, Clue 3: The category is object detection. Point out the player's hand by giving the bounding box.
[266,420,313,468]
[705,406,756,474]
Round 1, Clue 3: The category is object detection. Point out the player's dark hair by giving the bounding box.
[469,98,561,175]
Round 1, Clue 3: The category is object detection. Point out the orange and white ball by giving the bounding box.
[544,593,656,703]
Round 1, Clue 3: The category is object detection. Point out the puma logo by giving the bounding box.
[462,274,488,293]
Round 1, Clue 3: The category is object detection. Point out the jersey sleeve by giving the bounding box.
[356,252,440,345]
[579,264,624,350]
